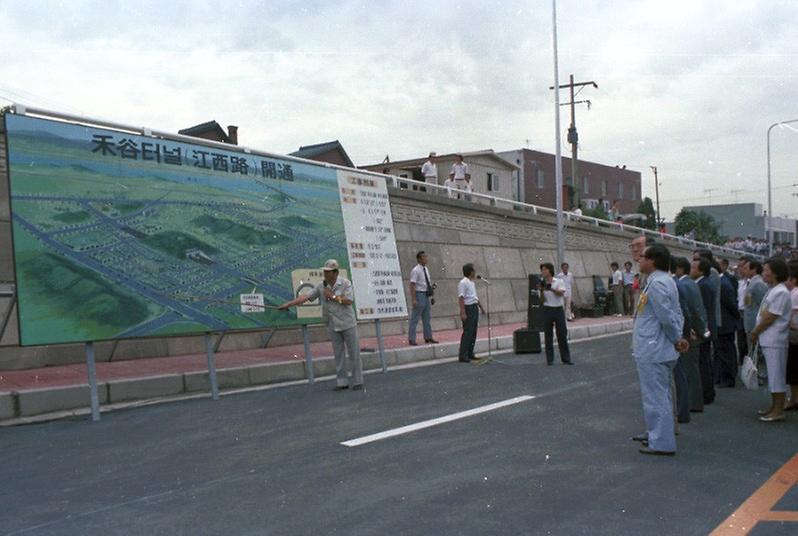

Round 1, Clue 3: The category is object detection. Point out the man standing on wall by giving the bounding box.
[419,152,437,192]
[278,259,364,391]
[408,251,438,346]
[449,154,470,193]
[557,262,576,321]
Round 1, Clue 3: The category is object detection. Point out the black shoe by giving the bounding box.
[351,384,364,391]
[677,417,690,424]
[333,385,349,391]
[546,362,553,366]
[639,446,675,456]
[408,341,418,346]
[425,338,439,344]
[632,433,648,442]
[459,358,471,363]
[562,361,574,365]
[689,408,703,413]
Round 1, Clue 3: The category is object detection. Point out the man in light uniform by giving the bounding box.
[449,154,470,193]
[632,244,687,456]
[278,259,363,391]
[419,152,438,191]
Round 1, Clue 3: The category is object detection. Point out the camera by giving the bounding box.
[426,282,437,298]
[540,282,552,290]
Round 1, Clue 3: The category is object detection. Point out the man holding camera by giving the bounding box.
[540,263,573,365]
[408,251,438,345]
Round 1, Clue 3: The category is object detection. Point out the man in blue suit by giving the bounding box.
[632,244,687,456]
[716,270,741,387]
[673,257,709,413]
[691,257,717,405]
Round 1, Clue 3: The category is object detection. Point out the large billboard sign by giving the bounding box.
[4,113,405,346]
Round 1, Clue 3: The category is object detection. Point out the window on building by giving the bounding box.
[536,169,544,188]
[487,172,499,192]
[618,182,624,199]
[632,185,637,200]
[583,176,589,194]
[601,180,607,197]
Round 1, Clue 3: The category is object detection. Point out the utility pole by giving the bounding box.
[550,75,598,206]
[650,166,661,225]
[704,188,717,205]
[730,189,744,202]
[550,0,565,267]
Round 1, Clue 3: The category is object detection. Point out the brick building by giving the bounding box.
[497,148,641,213]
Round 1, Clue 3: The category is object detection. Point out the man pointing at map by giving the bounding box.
[278,259,364,391]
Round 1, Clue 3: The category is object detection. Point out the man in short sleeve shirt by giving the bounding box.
[279,259,363,390]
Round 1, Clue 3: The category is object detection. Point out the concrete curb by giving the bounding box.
[0,321,633,424]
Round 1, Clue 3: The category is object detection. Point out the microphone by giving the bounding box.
[476,275,491,285]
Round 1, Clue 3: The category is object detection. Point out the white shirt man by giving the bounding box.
[457,264,486,363]
[408,252,437,345]
[450,160,469,182]
[458,276,479,306]
[557,265,576,321]
[443,178,458,198]
[420,153,438,184]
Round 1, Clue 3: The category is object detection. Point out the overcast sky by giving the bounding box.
[1,0,796,219]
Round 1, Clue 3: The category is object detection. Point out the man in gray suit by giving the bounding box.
[743,260,768,346]
[673,256,709,413]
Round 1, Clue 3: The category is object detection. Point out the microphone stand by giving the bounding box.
[477,276,492,364]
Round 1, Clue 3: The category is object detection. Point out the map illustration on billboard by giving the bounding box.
[5,114,349,346]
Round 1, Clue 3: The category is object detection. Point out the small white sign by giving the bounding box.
[240,293,265,313]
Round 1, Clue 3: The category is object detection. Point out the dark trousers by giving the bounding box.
[543,306,571,364]
[714,333,738,387]
[681,345,704,412]
[699,341,715,404]
[736,328,748,365]
[458,304,479,361]
[673,358,691,423]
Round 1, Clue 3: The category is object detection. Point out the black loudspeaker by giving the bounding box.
[514,328,542,354]
[527,274,544,331]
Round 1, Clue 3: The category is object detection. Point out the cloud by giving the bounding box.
[0,0,796,218]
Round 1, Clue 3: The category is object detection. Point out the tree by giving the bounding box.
[635,197,657,230]
[674,209,725,245]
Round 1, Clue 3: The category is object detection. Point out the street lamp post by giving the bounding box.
[766,118,798,256]
[551,0,565,267]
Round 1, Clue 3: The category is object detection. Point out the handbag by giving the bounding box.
[739,342,759,390]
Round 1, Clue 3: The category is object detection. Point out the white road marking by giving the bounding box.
[341,395,535,447]
[341,370,633,448]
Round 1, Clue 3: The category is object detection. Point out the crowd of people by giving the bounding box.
[627,235,798,456]
[723,236,797,260]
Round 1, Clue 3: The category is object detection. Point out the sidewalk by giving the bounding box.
[0,316,633,423]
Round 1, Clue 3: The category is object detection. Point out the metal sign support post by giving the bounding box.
[302,325,314,384]
[375,319,388,373]
[204,333,219,400]
[486,286,492,361]
[85,342,101,422]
